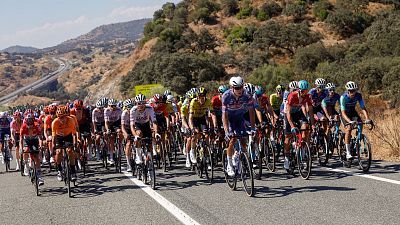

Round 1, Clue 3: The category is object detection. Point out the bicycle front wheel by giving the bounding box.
[264,138,276,172]
[297,142,312,180]
[148,154,156,189]
[222,149,236,190]
[358,134,372,172]
[317,135,329,166]
[240,152,254,197]
[204,146,213,183]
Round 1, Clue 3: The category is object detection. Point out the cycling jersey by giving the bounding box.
[51,116,77,137]
[20,123,41,137]
[44,115,56,131]
[190,97,212,118]
[222,89,254,117]
[180,104,189,119]
[92,108,105,124]
[254,94,270,112]
[340,92,365,112]
[150,103,168,118]
[10,120,22,134]
[104,107,122,123]
[0,117,11,129]
[130,105,156,125]
[70,107,91,125]
[121,110,130,126]
[211,95,222,116]
[270,93,283,111]
[285,91,312,114]
[322,93,340,114]
[309,88,328,107]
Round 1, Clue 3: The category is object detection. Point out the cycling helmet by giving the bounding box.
[123,99,134,108]
[326,83,336,90]
[187,91,195,100]
[153,94,162,103]
[255,85,265,96]
[73,99,83,109]
[298,80,310,91]
[108,98,117,106]
[198,87,207,96]
[164,90,171,96]
[229,76,244,87]
[218,85,229,94]
[117,101,123,108]
[288,81,299,90]
[56,106,68,117]
[43,106,49,114]
[244,83,255,95]
[25,113,34,125]
[0,112,6,118]
[276,84,284,92]
[48,105,57,114]
[345,81,358,91]
[315,78,326,89]
[135,94,146,103]
[166,95,174,102]
[13,111,21,118]
[24,109,33,116]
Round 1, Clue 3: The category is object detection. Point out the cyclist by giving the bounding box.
[93,98,107,161]
[44,105,57,164]
[121,98,134,172]
[309,78,329,133]
[188,87,213,164]
[11,111,23,171]
[130,94,158,164]
[283,80,314,170]
[0,111,12,164]
[181,91,193,167]
[322,83,341,136]
[104,99,123,165]
[20,113,43,184]
[70,99,92,160]
[38,107,48,162]
[270,84,284,120]
[253,85,274,126]
[211,85,228,131]
[52,106,77,182]
[340,81,372,159]
[149,94,169,158]
[222,76,256,176]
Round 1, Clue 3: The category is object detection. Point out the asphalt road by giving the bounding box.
[1,152,399,225]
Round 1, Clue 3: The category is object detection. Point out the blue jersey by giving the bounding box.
[322,93,340,109]
[222,89,254,118]
[340,92,365,112]
[0,117,11,130]
[309,88,328,107]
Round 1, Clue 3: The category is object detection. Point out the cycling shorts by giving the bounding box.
[341,110,361,126]
[156,115,166,133]
[54,134,74,149]
[23,137,40,153]
[192,116,207,131]
[108,119,121,132]
[284,110,308,135]
[227,114,247,136]
[0,128,11,143]
[135,122,152,143]
[94,122,105,134]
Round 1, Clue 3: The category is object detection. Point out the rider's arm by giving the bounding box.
[249,107,256,130]
[340,95,351,123]
[286,105,296,129]
[358,95,370,120]
[322,99,331,119]
[222,111,229,133]
[255,108,263,124]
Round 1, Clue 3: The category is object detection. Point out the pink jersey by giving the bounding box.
[10,120,22,133]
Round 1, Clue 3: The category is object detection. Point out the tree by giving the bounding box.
[221,0,239,16]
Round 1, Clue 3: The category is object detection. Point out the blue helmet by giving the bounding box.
[218,85,229,94]
[298,80,309,91]
[254,85,265,96]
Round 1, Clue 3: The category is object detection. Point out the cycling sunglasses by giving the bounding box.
[233,86,243,90]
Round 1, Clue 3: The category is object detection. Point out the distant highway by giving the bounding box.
[0,58,70,105]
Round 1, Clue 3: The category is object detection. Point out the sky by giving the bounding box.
[0,0,181,50]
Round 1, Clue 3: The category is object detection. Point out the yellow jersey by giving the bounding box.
[189,98,212,118]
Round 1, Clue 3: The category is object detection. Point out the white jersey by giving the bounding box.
[104,107,122,123]
[121,110,130,126]
[130,105,156,125]
[92,108,104,124]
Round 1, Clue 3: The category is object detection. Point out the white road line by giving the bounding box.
[123,172,201,225]
[325,168,400,185]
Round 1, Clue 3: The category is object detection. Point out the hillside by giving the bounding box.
[1,45,38,54]
[42,18,151,54]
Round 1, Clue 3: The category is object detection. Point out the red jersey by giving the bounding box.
[211,95,222,110]
[70,107,90,125]
[44,115,56,130]
[257,94,271,110]
[150,103,168,117]
[285,91,312,113]
[20,123,41,137]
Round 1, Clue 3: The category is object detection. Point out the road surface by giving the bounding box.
[0,152,399,225]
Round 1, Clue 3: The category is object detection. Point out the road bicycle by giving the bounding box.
[192,129,213,183]
[134,137,156,189]
[286,127,312,180]
[310,120,329,166]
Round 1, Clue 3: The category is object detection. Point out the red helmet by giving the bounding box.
[43,106,49,114]
[24,109,33,117]
[49,105,57,114]
[74,99,83,109]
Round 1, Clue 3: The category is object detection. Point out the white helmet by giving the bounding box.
[229,76,244,87]
[166,95,174,102]
[289,81,299,90]
[326,83,336,89]
[123,99,134,108]
[0,112,6,118]
[244,83,255,95]
[315,78,326,88]
[108,98,118,106]
[345,81,358,91]
[135,94,146,103]
[164,90,171,96]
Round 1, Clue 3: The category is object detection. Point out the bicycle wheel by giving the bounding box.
[357,134,372,172]
[63,152,72,198]
[116,145,122,173]
[317,135,329,166]
[20,154,24,176]
[222,149,236,190]
[162,142,168,172]
[32,161,39,196]
[5,148,10,172]
[264,138,276,172]
[148,153,156,189]
[297,142,312,180]
[240,152,254,197]
[203,146,213,183]
[250,141,262,180]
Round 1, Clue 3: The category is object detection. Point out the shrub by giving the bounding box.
[226,25,255,46]
[247,64,295,92]
[283,2,307,21]
[236,0,253,19]
[293,43,332,73]
[221,0,239,16]
[325,7,374,37]
[313,0,333,21]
